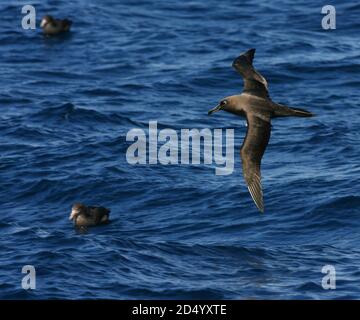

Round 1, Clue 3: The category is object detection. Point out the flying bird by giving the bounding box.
[208,48,313,212]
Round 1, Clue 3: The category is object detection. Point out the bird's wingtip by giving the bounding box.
[247,184,264,213]
[244,48,256,64]
[255,200,264,213]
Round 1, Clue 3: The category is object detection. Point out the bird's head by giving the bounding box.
[40,15,54,28]
[69,203,86,221]
[208,96,239,115]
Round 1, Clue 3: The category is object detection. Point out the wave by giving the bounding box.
[28,103,140,127]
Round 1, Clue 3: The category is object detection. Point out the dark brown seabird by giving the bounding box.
[69,203,110,228]
[40,15,72,36]
[208,48,313,213]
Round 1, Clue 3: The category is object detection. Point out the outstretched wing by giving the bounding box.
[240,114,271,212]
[232,48,269,99]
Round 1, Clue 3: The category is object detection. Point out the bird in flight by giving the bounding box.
[208,48,313,212]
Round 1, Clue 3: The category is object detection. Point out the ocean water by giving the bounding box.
[0,0,360,299]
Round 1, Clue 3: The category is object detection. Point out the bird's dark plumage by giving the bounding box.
[241,114,271,212]
[208,48,313,212]
[40,15,72,36]
[69,203,110,228]
[232,48,269,99]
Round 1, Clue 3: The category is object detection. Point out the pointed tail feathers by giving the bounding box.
[274,104,313,117]
[290,107,313,117]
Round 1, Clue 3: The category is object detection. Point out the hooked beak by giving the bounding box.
[208,104,222,115]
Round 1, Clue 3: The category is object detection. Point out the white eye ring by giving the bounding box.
[222,100,227,105]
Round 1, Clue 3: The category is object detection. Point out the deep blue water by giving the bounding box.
[1,0,360,299]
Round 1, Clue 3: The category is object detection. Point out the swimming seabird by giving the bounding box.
[40,15,72,36]
[69,203,110,227]
[208,48,313,212]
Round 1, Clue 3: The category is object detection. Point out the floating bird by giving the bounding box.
[40,15,72,36]
[208,48,313,212]
[69,203,110,228]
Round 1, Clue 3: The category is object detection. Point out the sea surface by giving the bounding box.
[0,0,359,299]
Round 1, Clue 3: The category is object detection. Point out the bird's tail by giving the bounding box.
[273,103,313,118]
